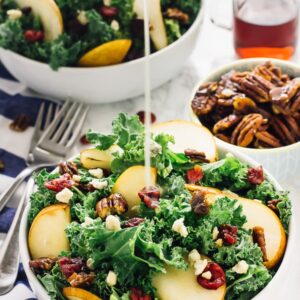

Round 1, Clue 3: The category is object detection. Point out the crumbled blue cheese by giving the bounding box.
[194,259,208,276]
[201,271,212,280]
[212,227,219,240]
[7,9,22,20]
[72,175,81,182]
[77,10,88,25]
[188,249,201,264]
[86,258,95,270]
[215,238,223,247]
[92,180,108,190]
[56,188,73,204]
[111,20,120,31]
[232,260,249,274]
[172,218,188,237]
[81,217,94,227]
[106,271,117,286]
[89,168,103,179]
[103,0,111,6]
[106,215,121,231]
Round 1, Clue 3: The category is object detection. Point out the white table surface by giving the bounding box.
[2,0,300,298]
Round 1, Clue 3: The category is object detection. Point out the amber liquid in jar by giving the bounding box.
[234,9,298,60]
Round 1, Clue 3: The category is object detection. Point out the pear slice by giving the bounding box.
[112,165,157,210]
[152,263,226,300]
[63,287,102,300]
[152,120,218,162]
[80,145,123,170]
[28,204,70,259]
[16,0,63,41]
[134,0,168,50]
[185,184,287,269]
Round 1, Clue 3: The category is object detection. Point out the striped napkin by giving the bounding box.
[0,64,51,300]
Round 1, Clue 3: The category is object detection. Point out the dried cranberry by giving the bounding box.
[136,111,156,124]
[218,224,238,245]
[58,257,85,278]
[247,165,264,185]
[138,186,160,209]
[98,6,119,18]
[130,288,152,300]
[80,134,90,145]
[44,174,74,192]
[197,262,226,290]
[124,218,145,228]
[24,30,44,42]
[186,165,204,184]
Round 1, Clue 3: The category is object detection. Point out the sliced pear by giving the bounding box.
[152,120,218,162]
[134,0,168,50]
[16,0,63,41]
[112,165,157,210]
[63,287,101,300]
[78,40,132,67]
[80,145,123,170]
[28,204,70,259]
[185,184,287,269]
[153,264,226,300]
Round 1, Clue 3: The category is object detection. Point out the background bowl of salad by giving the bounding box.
[189,58,300,181]
[18,115,293,300]
[0,0,204,103]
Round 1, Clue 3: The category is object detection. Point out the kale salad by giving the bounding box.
[0,0,201,69]
[27,114,291,300]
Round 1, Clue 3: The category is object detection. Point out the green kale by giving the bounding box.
[165,19,181,43]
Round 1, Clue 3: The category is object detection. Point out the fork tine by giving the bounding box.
[59,103,84,145]
[66,105,89,148]
[43,103,54,130]
[51,102,80,142]
[28,102,45,150]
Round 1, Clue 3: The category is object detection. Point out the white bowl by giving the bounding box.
[0,5,204,104]
[189,58,300,181]
[19,143,295,300]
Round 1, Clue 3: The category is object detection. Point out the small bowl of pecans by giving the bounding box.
[190,58,300,180]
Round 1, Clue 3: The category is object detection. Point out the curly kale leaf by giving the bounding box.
[165,19,181,43]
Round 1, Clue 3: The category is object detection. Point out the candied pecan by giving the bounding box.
[184,149,210,163]
[271,115,298,145]
[0,159,5,171]
[138,186,160,209]
[213,114,242,134]
[163,7,189,24]
[130,288,152,300]
[44,173,74,192]
[9,114,31,132]
[96,193,128,219]
[186,165,204,184]
[59,161,78,176]
[231,114,267,147]
[59,257,86,278]
[267,199,282,214]
[247,165,264,185]
[191,190,210,216]
[197,262,226,290]
[233,96,257,114]
[255,131,282,148]
[215,133,230,143]
[124,218,144,228]
[67,272,95,287]
[253,226,268,262]
[218,224,238,245]
[29,257,57,274]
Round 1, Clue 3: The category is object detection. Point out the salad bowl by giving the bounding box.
[0,1,204,104]
[19,116,294,300]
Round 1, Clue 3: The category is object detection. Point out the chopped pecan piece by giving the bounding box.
[231,114,267,147]
[252,226,268,262]
[138,186,160,209]
[124,217,145,228]
[191,190,210,216]
[213,114,242,134]
[9,114,31,132]
[267,199,282,214]
[186,165,204,184]
[67,272,96,287]
[96,193,128,219]
[59,161,78,176]
[29,257,57,274]
[184,149,210,163]
[163,7,189,24]
[44,173,74,192]
[0,159,5,171]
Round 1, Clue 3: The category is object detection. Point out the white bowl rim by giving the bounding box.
[19,143,295,300]
[189,57,300,154]
[1,2,205,73]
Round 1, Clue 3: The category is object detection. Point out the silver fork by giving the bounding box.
[0,100,89,295]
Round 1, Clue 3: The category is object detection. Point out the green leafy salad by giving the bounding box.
[0,0,201,70]
[27,113,291,300]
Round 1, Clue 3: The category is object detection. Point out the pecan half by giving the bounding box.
[59,161,78,176]
[9,114,30,132]
[267,199,282,214]
[67,272,96,287]
[29,257,57,274]
[184,149,210,163]
[138,186,160,209]
[163,7,189,23]
[213,114,242,134]
[191,190,210,216]
[252,226,268,262]
[255,131,282,148]
[233,96,257,114]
